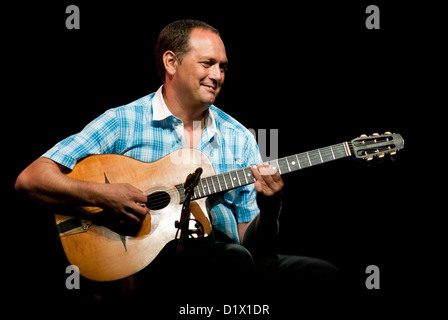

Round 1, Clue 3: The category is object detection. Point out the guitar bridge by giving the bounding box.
[56,216,92,237]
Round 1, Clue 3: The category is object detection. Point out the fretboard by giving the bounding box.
[177,141,352,203]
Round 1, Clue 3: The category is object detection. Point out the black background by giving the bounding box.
[4,0,441,318]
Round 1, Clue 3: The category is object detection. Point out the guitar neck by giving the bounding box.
[177,141,353,203]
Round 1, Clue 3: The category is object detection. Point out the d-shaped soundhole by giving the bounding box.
[146,191,171,210]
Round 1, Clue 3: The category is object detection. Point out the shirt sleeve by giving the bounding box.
[41,109,119,169]
[232,133,263,224]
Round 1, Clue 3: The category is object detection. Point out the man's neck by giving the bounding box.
[162,85,206,130]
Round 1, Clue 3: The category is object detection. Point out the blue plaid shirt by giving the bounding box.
[42,86,262,243]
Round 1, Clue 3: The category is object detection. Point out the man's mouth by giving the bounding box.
[201,83,217,93]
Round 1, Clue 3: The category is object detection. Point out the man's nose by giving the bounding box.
[209,64,223,84]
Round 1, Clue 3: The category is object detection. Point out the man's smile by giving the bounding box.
[201,83,217,93]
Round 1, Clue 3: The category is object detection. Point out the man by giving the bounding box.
[16,20,338,304]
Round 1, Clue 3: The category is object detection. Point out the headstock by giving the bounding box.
[351,132,404,161]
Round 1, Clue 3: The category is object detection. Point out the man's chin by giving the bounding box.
[201,93,218,106]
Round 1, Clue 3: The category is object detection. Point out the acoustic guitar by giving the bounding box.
[55,132,404,281]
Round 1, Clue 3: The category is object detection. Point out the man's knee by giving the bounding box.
[273,255,340,290]
[297,257,340,290]
[219,243,255,275]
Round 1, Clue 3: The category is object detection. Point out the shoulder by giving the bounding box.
[209,105,261,165]
[108,92,155,121]
[209,105,254,142]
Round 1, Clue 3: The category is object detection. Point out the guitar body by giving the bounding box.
[55,149,214,282]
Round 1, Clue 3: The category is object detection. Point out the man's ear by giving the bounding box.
[162,51,178,78]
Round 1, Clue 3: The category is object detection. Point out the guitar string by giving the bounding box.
[145,143,358,208]
[145,148,350,207]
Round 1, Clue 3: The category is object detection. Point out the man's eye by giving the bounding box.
[201,62,211,68]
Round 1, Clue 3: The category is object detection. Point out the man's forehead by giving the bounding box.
[188,28,226,58]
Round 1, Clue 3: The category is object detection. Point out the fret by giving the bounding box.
[317,149,323,163]
[330,145,335,160]
[287,155,300,171]
[298,153,311,168]
[200,179,208,196]
[268,159,278,173]
[226,172,235,188]
[176,184,186,203]
[310,150,322,165]
[205,177,212,194]
[306,152,312,166]
[333,143,348,159]
[230,170,241,187]
[285,156,291,172]
[342,142,350,156]
[195,183,202,198]
[236,169,247,185]
[277,157,290,173]
[243,167,255,184]
[211,175,221,192]
[209,176,217,193]
[219,173,228,190]
[320,147,334,162]
[295,154,302,169]
[224,172,234,188]
[243,169,249,184]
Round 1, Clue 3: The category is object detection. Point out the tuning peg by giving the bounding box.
[360,134,367,138]
[378,153,385,158]
[371,133,379,137]
[384,131,392,135]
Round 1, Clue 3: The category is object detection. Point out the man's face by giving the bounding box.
[174,28,228,109]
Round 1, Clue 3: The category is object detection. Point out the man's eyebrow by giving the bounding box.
[200,56,228,65]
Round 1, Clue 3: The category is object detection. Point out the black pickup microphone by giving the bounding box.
[184,167,203,196]
[176,167,203,253]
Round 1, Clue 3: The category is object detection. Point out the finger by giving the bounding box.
[130,188,148,215]
[252,164,284,195]
[251,165,262,181]
[135,192,149,205]
[263,169,284,190]
[257,164,277,176]
[131,202,149,217]
[250,165,263,192]
[123,199,148,223]
[121,209,142,224]
[256,164,279,187]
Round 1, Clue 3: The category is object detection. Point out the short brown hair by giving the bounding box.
[154,19,220,81]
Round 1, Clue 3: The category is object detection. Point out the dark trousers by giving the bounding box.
[85,239,341,317]
[148,240,337,302]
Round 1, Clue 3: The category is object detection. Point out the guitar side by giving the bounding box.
[55,149,214,282]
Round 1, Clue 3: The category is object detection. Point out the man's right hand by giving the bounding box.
[96,183,149,224]
[15,157,149,225]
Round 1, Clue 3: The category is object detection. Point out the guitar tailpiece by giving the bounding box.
[174,218,205,240]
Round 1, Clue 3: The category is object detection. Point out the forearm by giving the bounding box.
[16,157,148,223]
[241,193,282,251]
[15,157,103,207]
